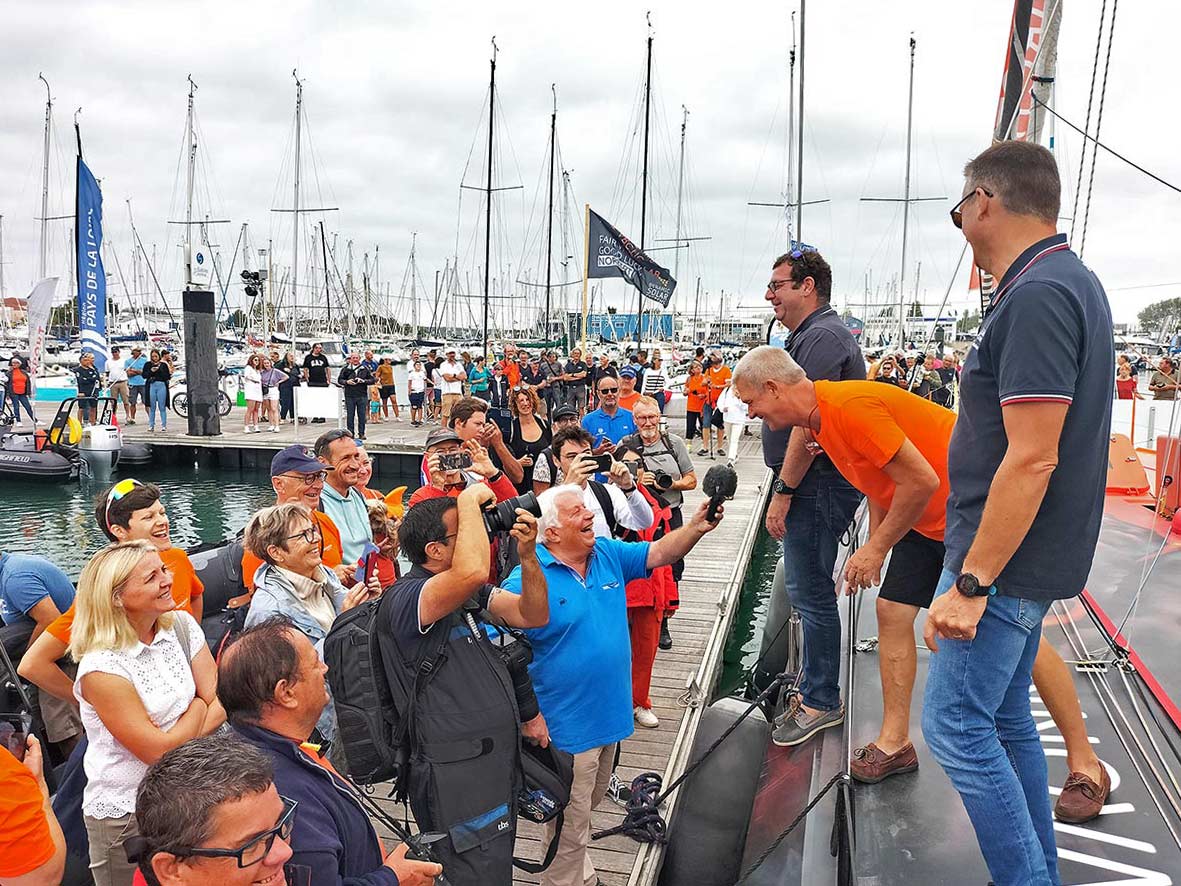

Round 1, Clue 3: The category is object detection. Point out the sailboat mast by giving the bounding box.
[183,76,199,287]
[786,14,796,245]
[38,74,52,280]
[635,17,653,347]
[482,40,497,357]
[320,221,332,331]
[545,86,556,343]
[673,105,688,323]
[0,215,6,333]
[291,71,303,331]
[795,0,806,240]
[897,35,916,348]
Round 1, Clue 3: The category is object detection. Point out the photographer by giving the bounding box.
[381,486,549,886]
[872,353,905,388]
[548,426,653,538]
[408,428,518,508]
[619,396,696,648]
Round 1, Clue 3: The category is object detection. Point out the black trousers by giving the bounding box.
[345,396,367,437]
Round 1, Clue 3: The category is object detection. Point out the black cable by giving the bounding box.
[1079,0,1120,258]
[1070,0,1107,243]
[735,771,846,884]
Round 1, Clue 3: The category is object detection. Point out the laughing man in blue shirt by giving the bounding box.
[501,483,723,886]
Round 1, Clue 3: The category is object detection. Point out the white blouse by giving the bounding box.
[243,365,263,401]
[74,612,204,819]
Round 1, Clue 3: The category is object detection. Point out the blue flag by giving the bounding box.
[586,208,676,307]
[76,155,108,371]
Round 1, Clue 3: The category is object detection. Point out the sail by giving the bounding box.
[25,277,59,384]
[75,154,108,370]
[992,0,1061,143]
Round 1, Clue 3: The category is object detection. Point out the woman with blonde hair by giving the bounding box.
[242,352,264,433]
[70,541,224,886]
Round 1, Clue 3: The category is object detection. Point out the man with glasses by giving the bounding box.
[218,619,443,886]
[407,427,518,508]
[581,376,636,454]
[761,246,865,747]
[316,429,374,563]
[923,141,1114,883]
[240,445,347,593]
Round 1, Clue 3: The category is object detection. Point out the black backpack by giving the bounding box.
[324,592,448,787]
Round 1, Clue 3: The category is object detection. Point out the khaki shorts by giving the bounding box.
[108,380,130,406]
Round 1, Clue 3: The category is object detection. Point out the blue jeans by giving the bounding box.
[921,569,1058,886]
[148,381,167,428]
[8,392,34,423]
[781,458,862,711]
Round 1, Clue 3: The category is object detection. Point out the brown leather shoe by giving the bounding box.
[1054,764,1111,823]
[850,742,919,784]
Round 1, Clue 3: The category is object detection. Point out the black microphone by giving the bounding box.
[702,463,738,523]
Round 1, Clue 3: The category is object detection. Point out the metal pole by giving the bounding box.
[545,86,556,342]
[291,71,303,329]
[673,106,688,323]
[786,14,796,245]
[795,0,806,241]
[184,75,197,288]
[898,35,916,349]
[482,40,497,358]
[38,74,51,280]
[580,204,591,353]
[636,20,653,347]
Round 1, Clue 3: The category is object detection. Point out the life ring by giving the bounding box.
[48,417,83,446]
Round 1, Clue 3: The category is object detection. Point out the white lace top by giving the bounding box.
[74,611,204,819]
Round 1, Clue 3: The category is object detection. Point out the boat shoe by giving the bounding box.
[771,695,845,747]
[1054,764,1111,823]
[849,741,919,784]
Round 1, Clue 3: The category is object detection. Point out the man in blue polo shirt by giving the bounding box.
[922,140,1114,885]
[581,374,636,453]
[502,484,722,886]
[0,551,75,637]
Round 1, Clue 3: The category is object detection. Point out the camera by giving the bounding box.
[496,636,538,721]
[649,470,675,491]
[580,452,614,472]
[438,451,474,472]
[482,492,542,535]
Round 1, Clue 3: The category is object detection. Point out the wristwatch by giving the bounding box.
[955,572,996,597]
[772,478,797,496]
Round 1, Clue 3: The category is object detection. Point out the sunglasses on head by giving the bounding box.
[104,478,143,530]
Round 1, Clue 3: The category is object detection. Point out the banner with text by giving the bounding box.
[587,208,676,307]
[76,155,109,371]
[25,277,59,385]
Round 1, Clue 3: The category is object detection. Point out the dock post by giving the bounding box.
[182,289,221,436]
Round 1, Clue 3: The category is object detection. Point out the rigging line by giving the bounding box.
[1031,94,1180,197]
[1116,664,1181,806]
[1070,0,1108,243]
[1078,0,1120,259]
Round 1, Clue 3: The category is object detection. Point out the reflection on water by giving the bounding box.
[717,529,782,698]
[0,465,278,579]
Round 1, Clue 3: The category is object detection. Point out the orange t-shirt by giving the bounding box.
[685,375,708,413]
[618,390,641,412]
[705,364,731,407]
[500,359,521,388]
[241,510,343,591]
[45,547,204,645]
[0,747,57,879]
[814,380,955,541]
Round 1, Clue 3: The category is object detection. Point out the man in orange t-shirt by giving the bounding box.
[733,346,1104,802]
[0,739,66,884]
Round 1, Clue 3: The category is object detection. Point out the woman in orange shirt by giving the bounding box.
[6,356,36,424]
[684,361,708,446]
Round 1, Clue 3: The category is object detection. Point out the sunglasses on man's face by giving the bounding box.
[949,187,994,230]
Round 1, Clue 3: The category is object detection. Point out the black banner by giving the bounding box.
[586,208,676,307]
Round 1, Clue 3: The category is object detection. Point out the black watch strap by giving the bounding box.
[773,478,797,496]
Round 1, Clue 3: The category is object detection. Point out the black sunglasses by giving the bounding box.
[599,386,619,393]
[949,187,994,229]
[168,796,297,868]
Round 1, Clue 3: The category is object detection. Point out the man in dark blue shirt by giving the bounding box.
[922,140,1114,885]
[759,248,865,748]
[74,352,101,424]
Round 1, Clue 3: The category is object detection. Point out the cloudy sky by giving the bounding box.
[1,0,1178,332]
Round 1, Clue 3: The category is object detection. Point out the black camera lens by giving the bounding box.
[652,471,674,490]
[482,492,542,535]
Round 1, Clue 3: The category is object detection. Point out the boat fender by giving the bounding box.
[48,417,83,446]
[752,558,793,701]
[658,697,769,886]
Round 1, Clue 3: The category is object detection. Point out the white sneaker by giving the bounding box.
[634,706,659,728]
[269,426,279,432]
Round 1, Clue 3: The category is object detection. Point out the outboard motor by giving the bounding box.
[78,423,121,479]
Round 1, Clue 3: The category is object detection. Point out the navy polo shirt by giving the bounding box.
[581,407,636,447]
[762,305,865,467]
[944,233,1114,601]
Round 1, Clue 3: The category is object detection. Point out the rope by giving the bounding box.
[1070,0,1107,244]
[1078,0,1120,258]
[735,771,846,883]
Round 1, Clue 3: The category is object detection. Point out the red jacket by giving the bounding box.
[622,485,679,613]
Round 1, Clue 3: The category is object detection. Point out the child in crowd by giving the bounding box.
[368,382,384,424]
[357,501,400,587]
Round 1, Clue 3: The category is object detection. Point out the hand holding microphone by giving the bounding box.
[702,463,738,524]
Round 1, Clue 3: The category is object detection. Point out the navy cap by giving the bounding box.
[551,404,578,420]
[619,367,637,379]
[425,428,462,449]
[271,444,332,477]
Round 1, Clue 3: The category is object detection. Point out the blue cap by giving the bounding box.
[270,444,332,477]
[619,367,637,379]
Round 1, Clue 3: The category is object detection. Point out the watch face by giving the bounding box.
[956,573,980,596]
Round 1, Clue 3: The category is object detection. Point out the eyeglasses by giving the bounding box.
[168,797,297,868]
[279,471,329,486]
[103,478,143,529]
[432,532,459,545]
[949,187,993,229]
[286,524,322,545]
[766,279,802,294]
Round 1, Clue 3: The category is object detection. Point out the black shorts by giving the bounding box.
[878,529,945,608]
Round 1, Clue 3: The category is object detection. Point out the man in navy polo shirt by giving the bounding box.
[502,484,722,886]
[760,247,865,748]
[581,374,636,454]
[922,140,1114,885]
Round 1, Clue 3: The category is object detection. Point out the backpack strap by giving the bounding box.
[588,481,618,536]
[390,609,455,801]
[513,813,565,873]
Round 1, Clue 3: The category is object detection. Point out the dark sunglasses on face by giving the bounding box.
[949,186,994,229]
[599,386,619,394]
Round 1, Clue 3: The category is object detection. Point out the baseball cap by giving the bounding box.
[619,367,637,379]
[271,444,332,477]
[425,428,462,449]
[551,404,578,420]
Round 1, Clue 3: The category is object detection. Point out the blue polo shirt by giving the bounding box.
[581,407,636,447]
[0,552,75,626]
[945,234,1114,601]
[503,537,650,754]
[126,355,148,387]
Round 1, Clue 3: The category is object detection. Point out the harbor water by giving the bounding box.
[717,527,781,697]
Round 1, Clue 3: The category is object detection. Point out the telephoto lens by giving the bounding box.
[482,492,542,535]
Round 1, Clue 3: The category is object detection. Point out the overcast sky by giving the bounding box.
[1,0,1178,331]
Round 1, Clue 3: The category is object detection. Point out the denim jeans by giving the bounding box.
[8,392,35,423]
[345,396,367,438]
[148,381,167,428]
[921,568,1058,886]
[781,458,862,712]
